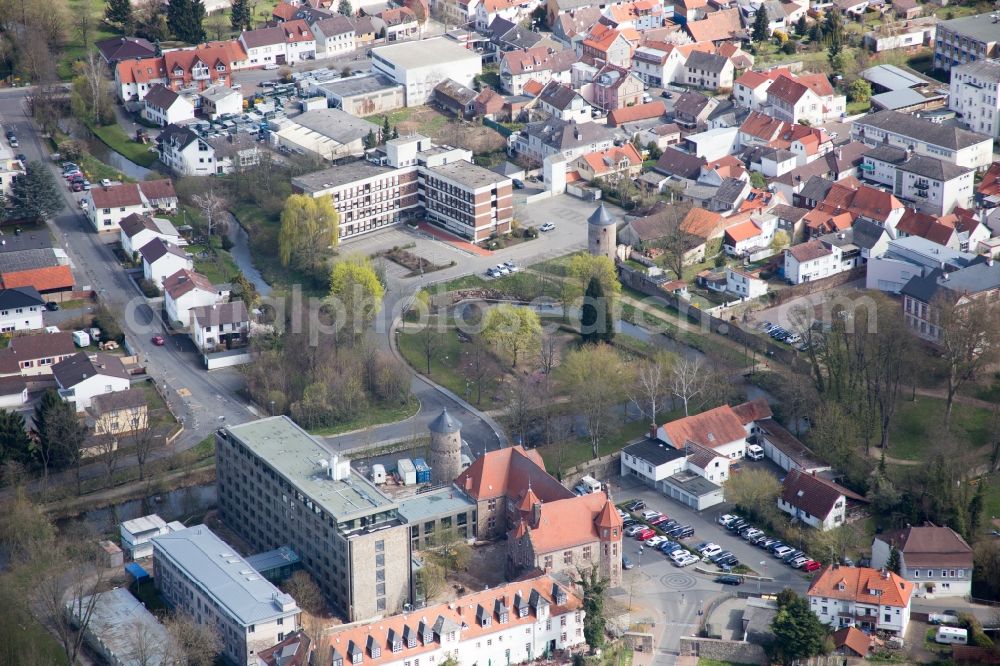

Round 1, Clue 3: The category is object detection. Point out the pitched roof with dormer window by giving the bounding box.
[808,565,914,608]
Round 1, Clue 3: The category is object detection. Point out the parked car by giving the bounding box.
[646,536,667,548]
[100,178,112,187]
[539,222,556,232]
[715,574,743,586]
[151,335,165,346]
[625,500,645,512]
[624,524,645,537]
[758,537,777,549]
[717,514,736,526]
[622,518,638,528]
[789,556,811,568]
[803,560,822,572]
[637,528,656,541]
[673,553,699,567]
[622,555,634,570]
[747,444,765,461]
[773,545,794,558]
[640,509,661,521]
[728,519,748,532]
[649,515,670,526]
[668,525,694,538]
[45,301,59,311]
[263,62,279,70]
[659,541,682,554]
[782,550,805,564]
[700,544,723,558]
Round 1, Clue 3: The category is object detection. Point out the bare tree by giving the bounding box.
[670,356,707,417]
[558,345,630,457]
[126,618,169,666]
[935,294,1000,424]
[459,334,496,405]
[164,611,222,666]
[649,201,696,280]
[192,189,229,238]
[281,571,324,616]
[418,322,441,375]
[504,375,540,447]
[126,405,156,481]
[628,350,675,424]
[91,432,121,488]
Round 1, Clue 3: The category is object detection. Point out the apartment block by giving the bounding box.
[933,13,1000,72]
[852,110,994,170]
[216,417,411,622]
[292,134,513,244]
[152,525,301,666]
[949,58,1000,139]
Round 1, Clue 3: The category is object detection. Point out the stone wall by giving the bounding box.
[678,637,768,665]
[561,451,625,488]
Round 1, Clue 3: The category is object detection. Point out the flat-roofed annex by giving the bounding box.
[221,416,398,527]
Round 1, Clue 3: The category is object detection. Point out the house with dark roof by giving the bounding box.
[140,238,193,288]
[190,301,250,352]
[96,37,157,65]
[156,124,220,177]
[53,352,132,412]
[432,78,479,118]
[164,269,228,327]
[778,469,868,530]
[672,90,719,128]
[141,84,194,127]
[620,438,728,509]
[537,81,592,122]
[513,118,615,161]
[119,213,182,255]
[861,145,975,216]
[871,524,973,597]
[89,388,148,436]
[683,50,734,90]
[900,258,1000,342]
[0,286,45,332]
[653,147,706,180]
[0,331,77,377]
[852,109,994,170]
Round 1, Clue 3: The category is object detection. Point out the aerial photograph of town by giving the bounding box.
[0,0,999,663]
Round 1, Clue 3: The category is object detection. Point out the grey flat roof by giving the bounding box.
[623,439,686,467]
[427,160,510,188]
[292,161,396,193]
[223,416,397,521]
[861,64,930,91]
[938,13,1000,43]
[0,248,58,272]
[372,38,481,69]
[665,471,721,497]
[68,588,170,666]
[291,108,379,144]
[245,546,300,573]
[871,88,931,111]
[153,525,299,627]
[397,486,476,524]
[317,74,402,99]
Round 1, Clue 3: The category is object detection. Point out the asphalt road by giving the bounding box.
[0,88,255,485]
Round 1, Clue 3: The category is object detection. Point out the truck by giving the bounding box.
[934,627,967,645]
[928,612,960,626]
[574,475,602,495]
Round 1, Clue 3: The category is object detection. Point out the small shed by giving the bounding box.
[125,561,150,583]
[72,330,91,347]
[413,458,431,484]
[100,540,124,568]
[397,458,416,486]
[371,463,386,485]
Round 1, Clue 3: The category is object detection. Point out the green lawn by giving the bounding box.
[308,399,420,436]
[397,325,506,408]
[58,0,118,80]
[90,123,159,167]
[543,419,654,476]
[888,396,993,461]
[194,249,241,285]
[433,270,561,301]
[981,475,1000,529]
[0,582,67,665]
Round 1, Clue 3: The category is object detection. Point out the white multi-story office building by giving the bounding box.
[372,39,482,106]
[852,109,994,170]
[152,525,301,666]
[949,58,1000,139]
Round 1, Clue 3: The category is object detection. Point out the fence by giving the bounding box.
[48,289,96,303]
[482,117,514,137]
[768,265,866,307]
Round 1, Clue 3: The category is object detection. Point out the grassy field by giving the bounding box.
[90,123,158,167]
[888,396,993,461]
[308,399,420,436]
[58,0,118,80]
[433,269,562,301]
[397,324,506,408]
[0,583,67,665]
[543,418,657,476]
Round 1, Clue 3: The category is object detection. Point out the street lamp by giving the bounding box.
[758,561,766,594]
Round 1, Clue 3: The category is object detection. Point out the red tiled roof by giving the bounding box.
[1,265,74,293]
[723,219,762,243]
[680,207,724,238]
[731,397,771,424]
[833,627,872,657]
[686,8,742,42]
[116,57,167,85]
[164,268,215,299]
[456,445,573,501]
[273,1,297,20]
[522,79,544,97]
[607,100,666,126]
[808,566,914,608]
[767,74,811,106]
[579,144,642,175]
[91,183,143,209]
[529,492,618,551]
[977,162,1000,197]
[659,404,747,449]
[138,179,177,202]
[787,238,832,262]
[739,111,786,142]
[896,209,957,246]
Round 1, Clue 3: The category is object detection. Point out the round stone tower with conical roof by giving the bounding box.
[588,203,616,261]
[428,408,462,484]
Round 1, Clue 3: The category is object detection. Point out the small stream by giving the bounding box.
[227,219,273,297]
[57,484,217,537]
[84,136,155,181]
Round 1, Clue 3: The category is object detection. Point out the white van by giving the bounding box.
[575,475,602,494]
[935,627,967,645]
[747,444,765,461]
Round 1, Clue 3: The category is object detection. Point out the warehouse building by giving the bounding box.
[372,38,482,106]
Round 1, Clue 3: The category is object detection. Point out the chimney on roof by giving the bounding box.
[649,423,657,439]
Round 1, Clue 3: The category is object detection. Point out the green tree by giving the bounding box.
[481,304,541,367]
[723,468,781,524]
[968,480,987,538]
[848,78,871,104]
[338,0,352,14]
[392,125,399,139]
[363,129,377,149]
[749,171,767,189]
[559,344,630,457]
[31,390,87,488]
[105,0,134,32]
[168,0,206,43]
[886,544,900,574]
[574,565,609,650]
[770,590,830,664]
[752,6,769,43]
[796,14,807,35]
[562,254,620,315]
[278,194,340,276]
[9,161,63,222]
[645,140,662,160]
[580,276,613,344]
[0,409,31,465]
[329,256,385,337]
[770,229,789,252]
[230,0,252,31]
[381,115,390,143]
[825,9,844,73]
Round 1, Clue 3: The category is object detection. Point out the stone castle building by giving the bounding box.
[588,203,617,260]
[428,408,462,485]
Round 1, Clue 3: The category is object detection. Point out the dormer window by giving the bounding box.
[837,583,845,591]
[477,604,492,627]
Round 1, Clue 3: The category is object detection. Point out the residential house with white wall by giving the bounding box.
[571,144,642,183]
[199,86,243,120]
[725,266,768,298]
[778,469,866,531]
[120,514,182,560]
[683,50,734,90]
[853,110,994,170]
[140,238,193,288]
[655,399,767,460]
[190,301,250,352]
[0,332,76,378]
[311,16,356,57]
[164,269,228,327]
[500,46,576,94]
[120,213,183,256]
[0,286,45,332]
[765,72,846,126]
[141,84,195,127]
[949,58,1000,139]
[870,525,973,598]
[783,231,861,284]
[86,180,177,233]
[807,566,914,636]
[157,124,221,177]
[620,439,727,510]
[53,352,131,412]
[153,525,301,666]
[239,20,315,67]
[861,145,975,215]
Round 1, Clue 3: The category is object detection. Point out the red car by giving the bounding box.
[151,335,165,346]
[637,528,655,541]
[649,515,670,526]
[803,560,822,572]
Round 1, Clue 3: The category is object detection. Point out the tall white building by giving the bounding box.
[807,566,914,636]
[949,58,1000,139]
[152,525,301,666]
[852,109,994,170]
[372,39,482,106]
